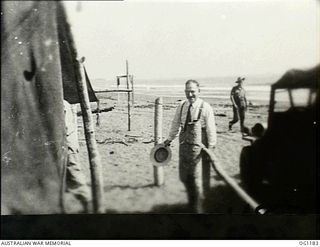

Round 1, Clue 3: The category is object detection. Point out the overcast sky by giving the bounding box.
[64,0,319,80]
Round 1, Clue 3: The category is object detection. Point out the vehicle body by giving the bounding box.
[240,65,319,213]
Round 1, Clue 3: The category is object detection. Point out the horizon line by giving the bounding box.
[91,73,281,82]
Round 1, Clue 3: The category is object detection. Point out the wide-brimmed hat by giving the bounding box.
[235,77,245,83]
[150,143,172,167]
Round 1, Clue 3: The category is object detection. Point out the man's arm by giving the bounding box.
[230,88,237,108]
[244,89,248,109]
[204,103,217,149]
[164,102,184,146]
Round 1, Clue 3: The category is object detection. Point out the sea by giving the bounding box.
[92,75,280,103]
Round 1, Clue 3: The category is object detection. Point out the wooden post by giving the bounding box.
[96,100,101,127]
[77,59,104,213]
[130,75,134,107]
[154,97,164,186]
[117,77,120,104]
[126,60,131,131]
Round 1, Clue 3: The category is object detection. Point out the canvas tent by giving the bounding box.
[1,1,97,214]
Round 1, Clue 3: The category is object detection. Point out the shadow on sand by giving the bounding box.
[101,179,253,214]
[151,184,252,214]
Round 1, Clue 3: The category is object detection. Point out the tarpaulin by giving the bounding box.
[1,1,95,214]
[57,3,98,104]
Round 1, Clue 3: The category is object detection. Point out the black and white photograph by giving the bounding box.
[1,0,319,240]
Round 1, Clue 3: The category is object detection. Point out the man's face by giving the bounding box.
[185,82,200,104]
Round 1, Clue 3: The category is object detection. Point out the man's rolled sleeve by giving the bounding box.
[167,102,183,141]
[204,103,217,147]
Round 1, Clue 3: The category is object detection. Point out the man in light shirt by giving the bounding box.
[64,100,91,213]
[164,80,217,213]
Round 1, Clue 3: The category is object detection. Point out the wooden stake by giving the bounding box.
[117,77,120,104]
[77,59,104,213]
[126,60,131,131]
[154,97,164,186]
[130,75,134,107]
[96,100,101,127]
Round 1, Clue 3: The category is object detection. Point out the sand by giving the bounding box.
[65,92,269,214]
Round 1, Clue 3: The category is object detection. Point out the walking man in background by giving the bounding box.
[228,77,248,135]
[164,80,217,213]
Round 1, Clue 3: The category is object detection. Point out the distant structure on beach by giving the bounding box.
[94,60,135,131]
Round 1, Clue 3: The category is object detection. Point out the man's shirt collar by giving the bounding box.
[186,98,202,108]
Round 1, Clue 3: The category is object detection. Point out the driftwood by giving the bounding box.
[96,138,129,146]
[215,113,227,117]
[142,140,154,144]
[77,106,114,116]
[97,135,152,146]
[125,134,142,138]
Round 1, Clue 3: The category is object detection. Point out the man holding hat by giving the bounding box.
[164,80,217,213]
[228,77,248,134]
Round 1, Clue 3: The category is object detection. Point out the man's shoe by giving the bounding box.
[228,123,232,131]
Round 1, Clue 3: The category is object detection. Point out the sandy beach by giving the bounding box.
[65,91,269,214]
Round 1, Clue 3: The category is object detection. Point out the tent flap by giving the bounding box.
[1,1,84,214]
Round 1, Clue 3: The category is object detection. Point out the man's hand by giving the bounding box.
[163,139,172,147]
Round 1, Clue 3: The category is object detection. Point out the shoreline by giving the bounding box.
[96,91,270,107]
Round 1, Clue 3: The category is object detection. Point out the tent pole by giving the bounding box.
[77,58,104,213]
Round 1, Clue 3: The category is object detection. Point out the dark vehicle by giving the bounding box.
[240,65,319,214]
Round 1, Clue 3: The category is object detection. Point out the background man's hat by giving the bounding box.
[150,143,172,167]
[235,77,245,83]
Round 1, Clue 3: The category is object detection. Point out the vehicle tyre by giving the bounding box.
[240,146,260,195]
